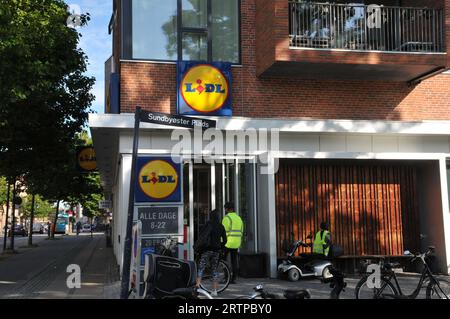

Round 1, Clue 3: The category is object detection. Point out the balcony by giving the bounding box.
[289,2,445,53]
[256,0,449,82]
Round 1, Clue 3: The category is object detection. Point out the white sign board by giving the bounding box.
[98,200,111,210]
[130,221,142,299]
[133,206,184,237]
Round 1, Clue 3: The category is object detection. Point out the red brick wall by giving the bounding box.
[120,63,177,114]
[256,0,449,75]
[118,0,450,121]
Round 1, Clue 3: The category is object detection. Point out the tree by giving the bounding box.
[0,177,8,235]
[0,0,94,181]
[0,177,7,207]
[0,0,94,244]
[22,194,54,219]
[66,132,104,219]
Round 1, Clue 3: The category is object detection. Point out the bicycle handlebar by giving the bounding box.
[405,246,435,259]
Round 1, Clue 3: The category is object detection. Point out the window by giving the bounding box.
[211,0,240,63]
[132,0,177,60]
[127,0,240,64]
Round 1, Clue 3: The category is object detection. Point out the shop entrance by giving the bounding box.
[183,159,257,260]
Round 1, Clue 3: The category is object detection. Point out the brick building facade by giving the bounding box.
[91,0,450,281]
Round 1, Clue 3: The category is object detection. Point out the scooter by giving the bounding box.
[278,233,333,281]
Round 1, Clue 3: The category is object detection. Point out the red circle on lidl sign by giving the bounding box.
[180,64,230,113]
[138,160,179,200]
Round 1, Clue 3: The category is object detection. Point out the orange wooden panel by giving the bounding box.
[275,160,420,257]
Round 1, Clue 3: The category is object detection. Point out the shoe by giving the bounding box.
[211,290,218,297]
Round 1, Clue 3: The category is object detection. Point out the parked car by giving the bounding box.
[82,224,92,233]
[8,225,28,237]
[32,223,44,234]
[92,223,106,232]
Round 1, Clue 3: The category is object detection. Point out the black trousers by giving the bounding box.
[224,248,239,281]
[329,265,345,299]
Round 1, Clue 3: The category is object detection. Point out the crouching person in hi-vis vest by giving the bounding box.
[222,202,243,284]
[313,221,346,298]
[313,222,331,257]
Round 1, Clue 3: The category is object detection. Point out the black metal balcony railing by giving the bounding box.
[289,1,445,53]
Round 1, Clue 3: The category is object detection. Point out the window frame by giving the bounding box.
[122,0,242,65]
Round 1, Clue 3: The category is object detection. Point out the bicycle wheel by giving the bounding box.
[355,276,399,299]
[200,260,231,293]
[426,278,450,299]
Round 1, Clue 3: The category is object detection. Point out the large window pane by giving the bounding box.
[182,0,207,28]
[211,0,239,63]
[182,32,208,61]
[132,0,177,60]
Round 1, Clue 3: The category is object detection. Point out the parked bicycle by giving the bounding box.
[156,236,231,294]
[355,245,450,299]
[194,250,231,294]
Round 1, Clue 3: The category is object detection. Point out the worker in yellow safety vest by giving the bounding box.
[313,222,331,257]
[222,202,243,284]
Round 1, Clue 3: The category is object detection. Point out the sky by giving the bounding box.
[66,0,112,114]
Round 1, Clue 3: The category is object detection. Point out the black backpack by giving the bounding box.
[193,223,212,253]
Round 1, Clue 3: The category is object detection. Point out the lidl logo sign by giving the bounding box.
[178,62,232,116]
[181,65,229,113]
[76,147,97,172]
[139,160,178,199]
[135,157,182,203]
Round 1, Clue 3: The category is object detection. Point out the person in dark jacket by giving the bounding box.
[195,209,227,296]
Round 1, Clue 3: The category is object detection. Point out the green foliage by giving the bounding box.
[26,131,104,212]
[0,0,94,181]
[22,194,54,219]
[0,176,8,205]
[0,1,101,211]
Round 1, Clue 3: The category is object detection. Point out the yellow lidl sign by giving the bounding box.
[178,62,232,116]
[136,158,181,202]
[77,147,97,172]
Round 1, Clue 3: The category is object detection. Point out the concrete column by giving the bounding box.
[438,157,450,275]
[418,159,450,274]
[118,154,132,276]
[257,155,278,278]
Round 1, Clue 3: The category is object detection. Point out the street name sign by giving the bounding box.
[139,111,216,130]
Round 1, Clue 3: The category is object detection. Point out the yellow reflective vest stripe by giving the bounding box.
[222,213,243,249]
[313,230,330,256]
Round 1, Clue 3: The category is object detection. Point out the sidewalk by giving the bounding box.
[111,269,449,299]
[0,233,120,299]
[219,273,450,299]
[6,236,444,299]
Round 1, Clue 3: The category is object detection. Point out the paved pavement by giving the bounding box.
[218,274,433,299]
[1,233,48,250]
[0,233,119,299]
[1,234,448,299]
